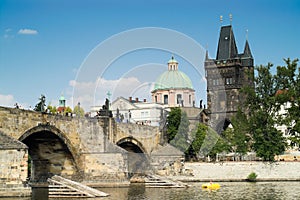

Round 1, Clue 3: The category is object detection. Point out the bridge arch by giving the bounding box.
[19,124,79,182]
[117,137,147,154]
[116,137,150,175]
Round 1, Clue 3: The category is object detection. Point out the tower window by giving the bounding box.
[225,77,233,85]
[164,95,168,104]
[213,79,220,86]
[155,96,157,103]
[177,94,182,104]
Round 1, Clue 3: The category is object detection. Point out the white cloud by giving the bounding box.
[18,28,38,35]
[3,28,14,39]
[69,77,151,111]
[0,94,15,107]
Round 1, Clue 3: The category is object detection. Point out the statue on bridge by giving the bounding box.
[96,98,113,117]
[34,94,46,112]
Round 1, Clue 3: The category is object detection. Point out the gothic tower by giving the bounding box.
[205,25,254,133]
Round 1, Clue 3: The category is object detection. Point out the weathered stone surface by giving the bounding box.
[174,162,300,181]
[0,106,162,185]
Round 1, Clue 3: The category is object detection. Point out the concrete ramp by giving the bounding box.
[144,174,187,188]
[48,175,109,198]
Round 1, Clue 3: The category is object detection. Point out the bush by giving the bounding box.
[246,172,257,182]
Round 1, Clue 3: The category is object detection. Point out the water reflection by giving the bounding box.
[2,182,299,200]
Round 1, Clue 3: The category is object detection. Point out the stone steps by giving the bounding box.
[144,175,187,188]
[47,175,109,198]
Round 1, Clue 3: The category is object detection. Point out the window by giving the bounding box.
[155,96,157,103]
[164,95,168,104]
[189,95,191,104]
[225,77,233,85]
[177,94,182,104]
[213,79,220,86]
[141,111,149,118]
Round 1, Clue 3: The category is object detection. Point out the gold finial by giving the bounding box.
[229,14,233,25]
[220,15,223,24]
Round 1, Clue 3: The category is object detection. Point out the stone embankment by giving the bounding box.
[172,161,300,182]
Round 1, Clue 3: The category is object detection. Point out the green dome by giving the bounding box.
[154,70,194,91]
[59,95,65,101]
[168,57,178,63]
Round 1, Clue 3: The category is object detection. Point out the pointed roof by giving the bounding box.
[216,25,238,60]
[242,40,253,58]
[205,50,209,60]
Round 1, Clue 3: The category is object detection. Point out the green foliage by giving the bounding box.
[241,61,296,161]
[190,123,207,156]
[73,105,85,117]
[188,123,229,161]
[34,94,46,112]
[222,109,250,155]
[208,130,230,160]
[247,172,257,182]
[275,58,300,148]
[64,106,72,114]
[166,107,182,142]
[47,105,57,114]
[169,110,190,153]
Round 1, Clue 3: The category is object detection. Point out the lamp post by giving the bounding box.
[128,110,131,123]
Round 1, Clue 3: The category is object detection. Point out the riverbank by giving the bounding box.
[171,161,300,182]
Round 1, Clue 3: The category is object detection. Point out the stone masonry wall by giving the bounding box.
[0,149,28,185]
[179,162,300,181]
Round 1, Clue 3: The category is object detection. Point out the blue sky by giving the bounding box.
[0,0,299,110]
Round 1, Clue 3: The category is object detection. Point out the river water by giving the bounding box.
[2,182,300,200]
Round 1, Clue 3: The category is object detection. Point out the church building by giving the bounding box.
[205,24,254,133]
[151,56,195,107]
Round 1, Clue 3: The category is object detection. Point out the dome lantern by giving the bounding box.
[168,56,178,71]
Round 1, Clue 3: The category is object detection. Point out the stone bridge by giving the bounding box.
[0,106,170,184]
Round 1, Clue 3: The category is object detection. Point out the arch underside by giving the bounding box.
[117,137,150,175]
[19,125,78,182]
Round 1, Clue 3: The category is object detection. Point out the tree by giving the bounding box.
[73,105,85,117]
[34,94,46,112]
[169,110,190,152]
[47,105,57,114]
[274,58,300,149]
[222,109,250,156]
[64,106,72,115]
[188,123,207,160]
[166,107,182,142]
[242,63,287,161]
[187,123,229,161]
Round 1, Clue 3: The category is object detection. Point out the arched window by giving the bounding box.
[164,95,168,104]
[177,94,182,104]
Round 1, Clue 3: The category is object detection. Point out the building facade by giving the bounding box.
[205,25,254,133]
[152,56,195,107]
